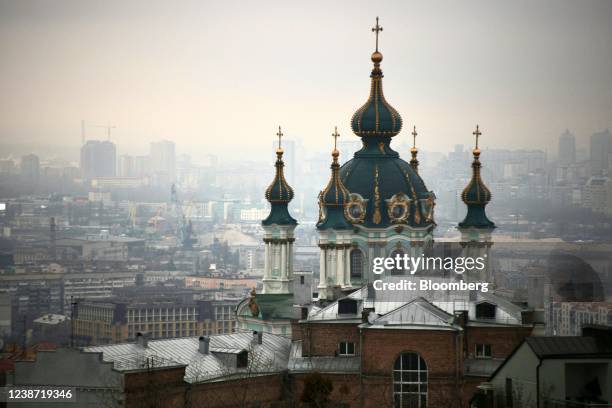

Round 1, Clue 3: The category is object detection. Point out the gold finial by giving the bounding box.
[332,126,340,151]
[473,124,482,150]
[372,17,383,52]
[276,126,284,150]
[411,126,418,149]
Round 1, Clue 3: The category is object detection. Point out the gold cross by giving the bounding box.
[473,124,482,149]
[276,126,283,149]
[411,126,418,148]
[372,16,383,52]
[332,126,340,150]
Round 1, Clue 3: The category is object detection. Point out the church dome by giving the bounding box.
[340,150,433,228]
[263,127,296,226]
[319,18,435,230]
[350,51,403,137]
[459,126,495,229]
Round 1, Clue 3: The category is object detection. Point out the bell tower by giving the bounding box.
[458,125,496,283]
[262,126,297,294]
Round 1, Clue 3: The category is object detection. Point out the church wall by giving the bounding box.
[465,325,533,359]
[301,322,360,357]
[362,328,461,376]
[188,374,286,407]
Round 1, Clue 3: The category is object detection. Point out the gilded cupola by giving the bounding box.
[350,17,402,138]
[263,126,297,226]
[459,125,495,229]
[317,127,352,230]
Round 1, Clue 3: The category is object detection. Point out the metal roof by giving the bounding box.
[288,341,360,373]
[85,332,291,383]
[308,277,525,326]
[525,336,611,358]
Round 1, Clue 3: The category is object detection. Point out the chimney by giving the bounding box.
[199,336,210,354]
[136,332,148,348]
[454,310,468,328]
[252,331,262,345]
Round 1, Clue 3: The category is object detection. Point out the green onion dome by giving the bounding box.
[459,146,495,229]
[317,147,352,230]
[350,51,403,137]
[263,147,296,226]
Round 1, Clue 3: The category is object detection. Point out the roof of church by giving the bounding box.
[317,140,352,230]
[307,277,525,327]
[350,51,402,138]
[263,127,297,226]
[318,21,435,230]
[459,126,495,229]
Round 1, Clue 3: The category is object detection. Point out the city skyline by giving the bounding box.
[1,0,611,157]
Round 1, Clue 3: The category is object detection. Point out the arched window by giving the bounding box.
[350,249,363,278]
[389,248,405,276]
[393,352,427,407]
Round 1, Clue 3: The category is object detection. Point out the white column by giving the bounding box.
[281,242,287,279]
[287,241,293,280]
[344,247,351,287]
[319,247,327,288]
[274,243,281,275]
[263,241,270,280]
[337,246,345,287]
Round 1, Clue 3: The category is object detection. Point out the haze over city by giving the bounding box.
[1,0,611,160]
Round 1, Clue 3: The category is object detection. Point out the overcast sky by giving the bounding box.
[1,0,611,159]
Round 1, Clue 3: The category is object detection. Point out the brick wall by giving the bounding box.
[302,322,360,357]
[465,325,532,358]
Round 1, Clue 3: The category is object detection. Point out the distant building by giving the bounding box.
[546,301,612,336]
[558,129,576,166]
[583,176,612,215]
[73,297,238,346]
[0,159,16,175]
[117,154,135,177]
[150,140,175,185]
[590,129,612,175]
[80,140,116,179]
[20,154,40,183]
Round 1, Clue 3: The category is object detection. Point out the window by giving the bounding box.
[339,341,355,356]
[475,302,496,320]
[300,275,305,284]
[393,352,427,408]
[475,344,491,358]
[350,249,363,278]
[237,350,248,368]
[389,249,405,276]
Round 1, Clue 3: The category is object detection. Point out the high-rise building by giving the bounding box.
[80,140,117,179]
[118,154,135,177]
[150,140,176,184]
[20,154,40,183]
[590,129,612,175]
[558,129,576,166]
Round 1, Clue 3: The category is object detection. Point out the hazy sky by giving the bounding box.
[1,0,611,159]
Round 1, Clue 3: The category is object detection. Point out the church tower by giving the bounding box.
[262,126,297,294]
[316,128,353,299]
[315,18,436,300]
[458,125,496,283]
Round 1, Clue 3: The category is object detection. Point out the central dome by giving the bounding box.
[341,45,432,229]
[340,144,433,228]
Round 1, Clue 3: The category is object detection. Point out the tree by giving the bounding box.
[301,372,333,407]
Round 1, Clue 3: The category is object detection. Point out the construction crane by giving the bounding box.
[171,184,195,249]
[94,123,116,141]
